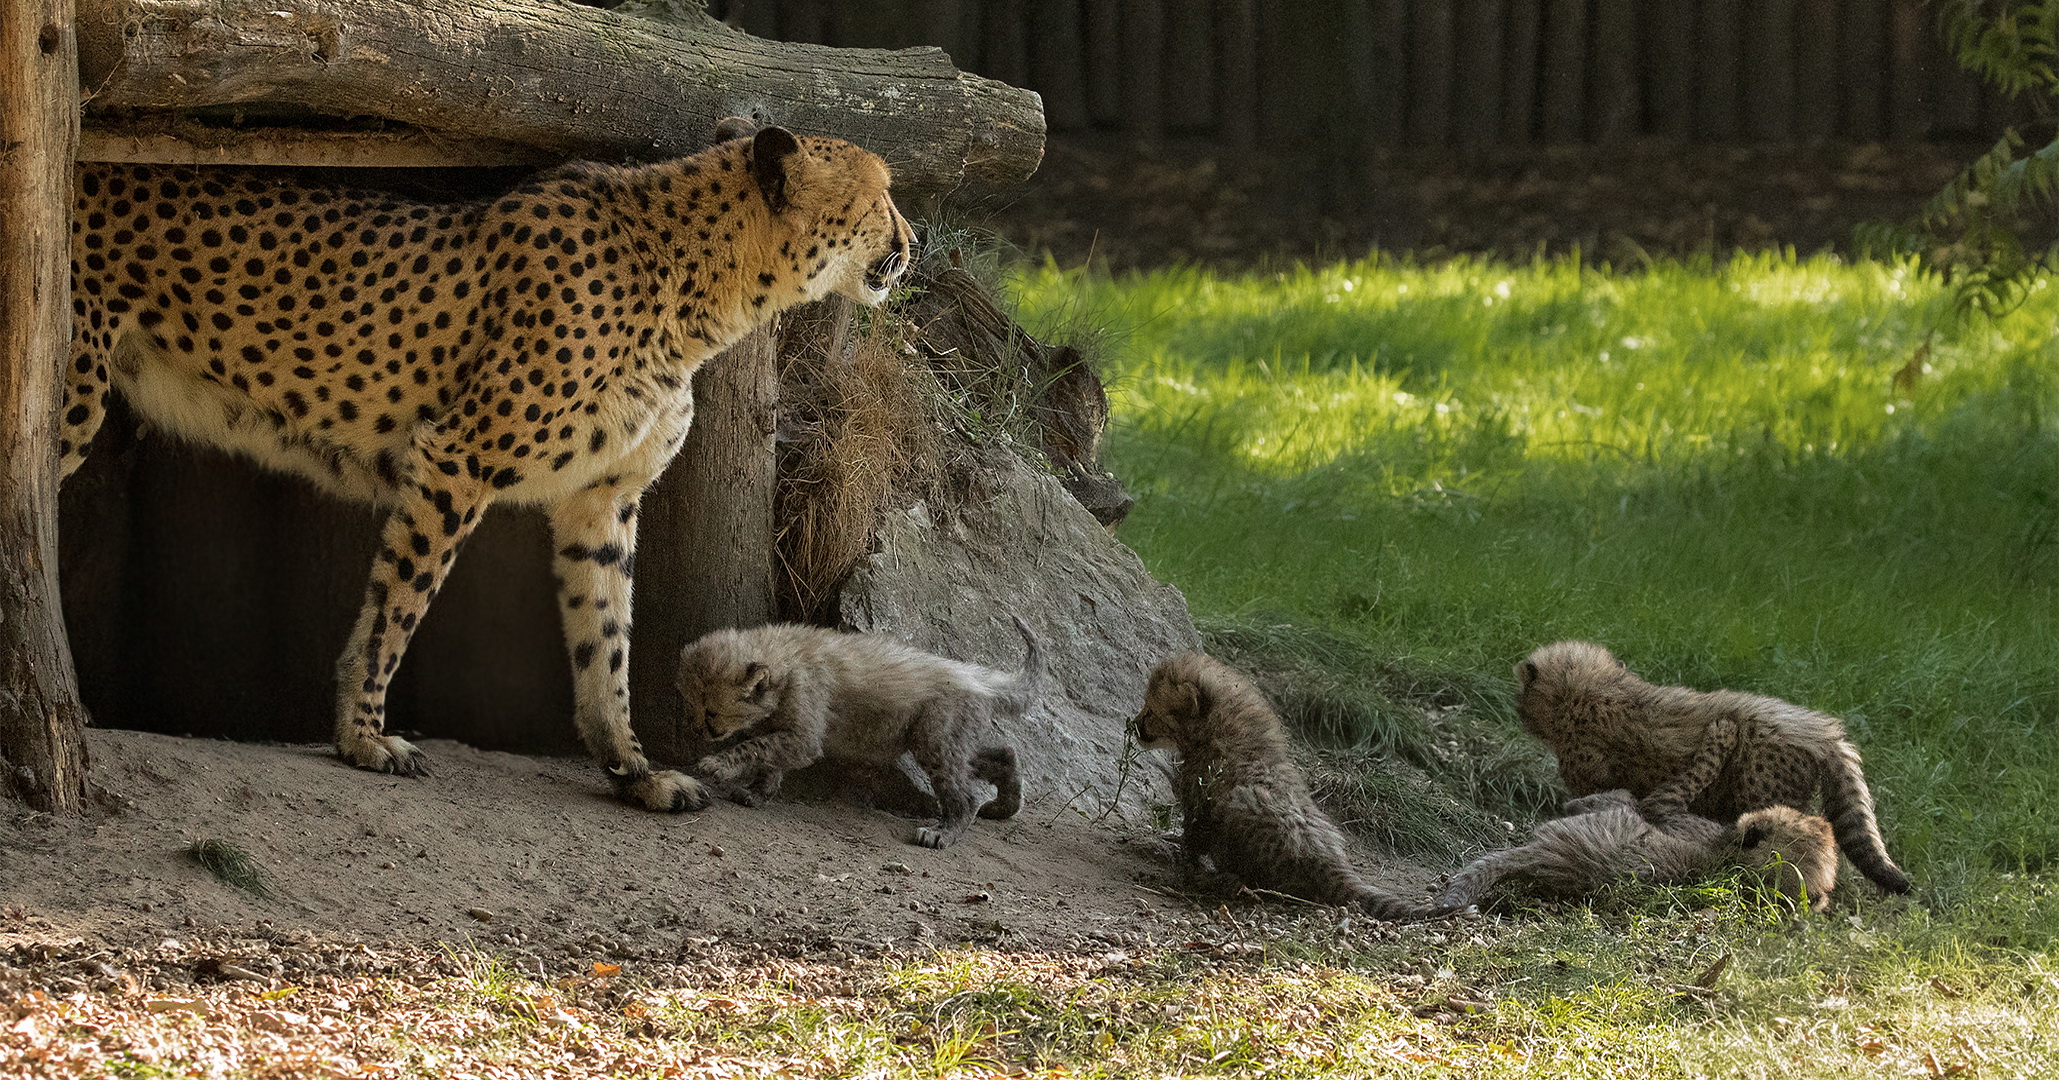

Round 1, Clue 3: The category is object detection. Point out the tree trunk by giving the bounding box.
[0,0,92,812]
[628,324,781,764]
[74,0,1044,194]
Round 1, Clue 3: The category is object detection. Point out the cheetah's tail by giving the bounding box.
[992,614,1048,714]
[1822,739,1913,894]
[1327,864,1444,922]
[974,746,1022,820]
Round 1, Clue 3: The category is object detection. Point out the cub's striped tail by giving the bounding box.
[1319,863,1439,922]
[1000,614,1048,710]
[1822,739,1912,894]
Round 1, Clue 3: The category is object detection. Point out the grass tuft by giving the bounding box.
[185,838,269,899]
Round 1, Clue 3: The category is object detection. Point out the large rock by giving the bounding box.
[838,447,1197,814]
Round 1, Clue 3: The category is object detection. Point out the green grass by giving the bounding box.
[1002,250,2059,1072]
[1012,251,2059,889]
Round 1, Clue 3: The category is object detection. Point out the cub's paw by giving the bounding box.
[727,787,764,808]
[1562,789,1636,816]
[1431,888,1475,913]
[618,770,711,813]
[340,734,430,777]
[694,755,742,785]
[911,825,961,850]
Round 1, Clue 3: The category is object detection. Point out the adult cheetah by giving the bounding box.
[59,125,915,812]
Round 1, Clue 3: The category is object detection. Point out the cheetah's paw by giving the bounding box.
[341,734,430,777]
[618,770,711,813]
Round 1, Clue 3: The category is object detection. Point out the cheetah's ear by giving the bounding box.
[1740,823,1768,849]
[1179,678,1209,719]
[1518,660,1540,686]
[750,126,802,214]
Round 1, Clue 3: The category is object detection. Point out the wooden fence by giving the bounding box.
[711,0,2026,149]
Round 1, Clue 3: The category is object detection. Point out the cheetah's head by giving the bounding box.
[1730,805,1838,913]
[677,630,783,742]
[1513,640,1633,739]
[1132,653,1220,752]
[738,126,915,307]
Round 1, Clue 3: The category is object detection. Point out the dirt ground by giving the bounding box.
[0,729,1442,967]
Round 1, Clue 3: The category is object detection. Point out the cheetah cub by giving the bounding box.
[1432,791,1838,913]
[1515,641,1911,895]
[678,617,1042,849]
[1132,653,1423,920]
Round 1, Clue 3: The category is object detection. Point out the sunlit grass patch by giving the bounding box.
[1010,252,2059,911]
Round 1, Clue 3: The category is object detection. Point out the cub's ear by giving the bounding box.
[740,661,771,700]
[713,115,758,143]
[1518,660,1540,686]
[749,126,802,213]
[1178,678,1208,719]
[1740,823,1768,850]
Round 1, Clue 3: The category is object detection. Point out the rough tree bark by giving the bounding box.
[73,0,1044,193]
[627,324,782,764]
[0,0,93,811]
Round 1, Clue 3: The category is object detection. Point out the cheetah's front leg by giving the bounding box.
[548,478,710,812]
[333,473,493,775]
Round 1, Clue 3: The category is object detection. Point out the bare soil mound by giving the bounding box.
[0,730,1441,962]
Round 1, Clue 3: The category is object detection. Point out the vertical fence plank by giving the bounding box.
[1029,0,1089,130]
[983,0,1030,88]
[1164,0,1215,130]
[1123,0,1165,143]
[1340,0,1382,207]
[1217,0,1259,147]
[911,0,967,66]
[1454,0,1505,145]
[1087,0,1122,125]
[1841,0,1888,139]
[1888,0,1930,140]
[1743,0,1796,141]
[781,0,826,44]
[1696,0,1743,139]
[725,0,780,38]
[1502,0,1541,142]
[1540,0,1587,141]
[1365,0,1409,146]
[1794,0,1838,139]
[1409,0,1455,145]
[1645,0,1695,138]
[1592,0,1637,141]
[1929,16,1983,139]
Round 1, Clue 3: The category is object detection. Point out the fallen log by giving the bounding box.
[75,0,1045,192]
